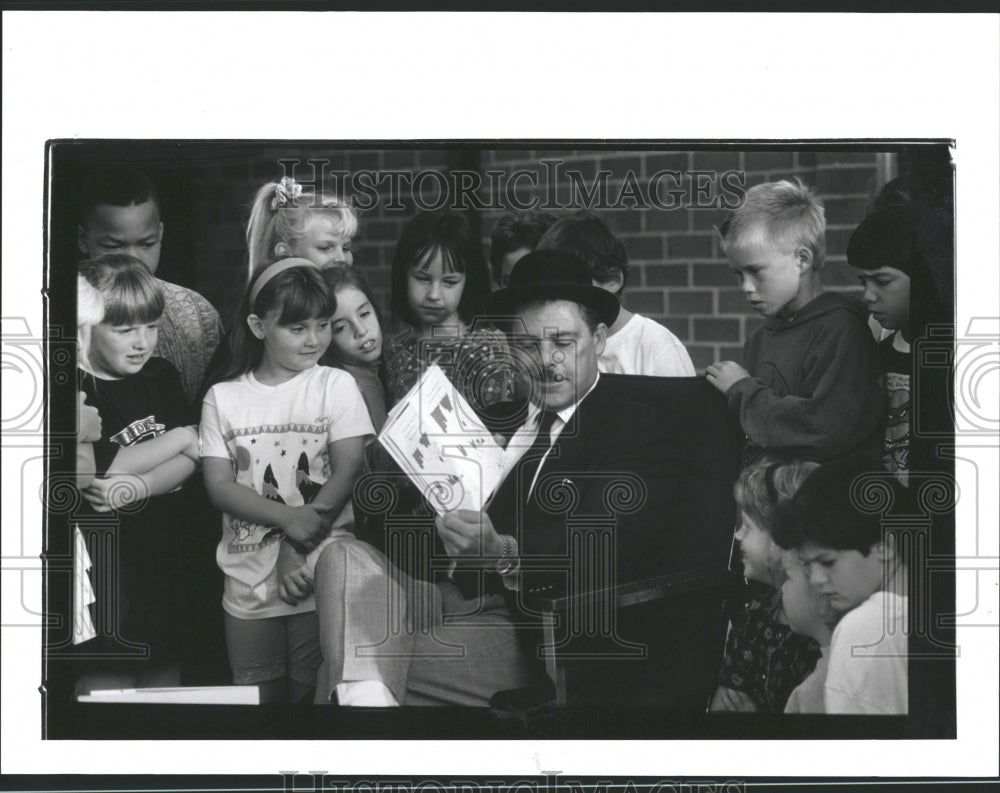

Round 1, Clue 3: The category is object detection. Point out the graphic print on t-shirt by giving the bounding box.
[227,461,286,550]
[884,371,910,483]
[110,414,166,446]
[226,431,329,554]
[296,452,322,503]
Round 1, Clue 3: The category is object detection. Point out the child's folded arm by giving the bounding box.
[308,436,367,519]
[76,444,97,489]
[728,380,844,457]
[136,453,198,495]
[104,425,199,477]
[201,456,327,546]
[82,452,197,511]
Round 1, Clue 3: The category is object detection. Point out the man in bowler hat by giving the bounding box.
[315,250,699,707]
[437,250,684,591]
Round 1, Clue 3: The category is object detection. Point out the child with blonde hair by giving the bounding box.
[78,168,224,402]
[246,176,360,277]
[706,180,883,464]
[75,274,105,487]
[75,254,201,693]
[711,457,822,713]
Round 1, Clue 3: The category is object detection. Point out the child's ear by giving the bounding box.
[795,247,814,272]
[246,313,266,340]
[77,225,89,256]
[274,241,290,259]
[871,533,896,562]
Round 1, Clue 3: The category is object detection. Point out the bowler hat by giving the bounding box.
[487,249,620,327]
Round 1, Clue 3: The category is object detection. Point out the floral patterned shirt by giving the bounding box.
[717,581,823,713]
[384,325,514,412]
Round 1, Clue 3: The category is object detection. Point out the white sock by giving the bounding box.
[335,680,399,707]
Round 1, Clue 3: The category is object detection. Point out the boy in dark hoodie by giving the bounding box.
[706,179,883,464]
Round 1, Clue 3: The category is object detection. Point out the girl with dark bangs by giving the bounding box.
[199,259,374,702]
[384,211,514,412]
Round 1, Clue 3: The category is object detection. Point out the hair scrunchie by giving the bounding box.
[271,176,304,211]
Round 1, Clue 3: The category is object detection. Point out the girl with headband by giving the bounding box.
[199,258,374,703]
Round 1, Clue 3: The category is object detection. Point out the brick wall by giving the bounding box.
[181,145,891,369]
[474,148,888,370]
[185,146,453,325]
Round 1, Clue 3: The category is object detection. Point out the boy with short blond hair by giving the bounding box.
[706,180,883,463]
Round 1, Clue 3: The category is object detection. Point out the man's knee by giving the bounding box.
[314,536,384,585]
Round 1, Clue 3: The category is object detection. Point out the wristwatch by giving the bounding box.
[495,534,519,576]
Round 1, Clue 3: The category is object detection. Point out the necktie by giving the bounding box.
[523,410,559,497]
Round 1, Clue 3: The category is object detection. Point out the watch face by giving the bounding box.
[495,556,517,576]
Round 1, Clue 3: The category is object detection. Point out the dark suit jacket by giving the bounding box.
[479,376,731,598]
[358,374,739,606]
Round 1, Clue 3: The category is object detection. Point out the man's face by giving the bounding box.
[79,200,163,274]
[512,300,606,412]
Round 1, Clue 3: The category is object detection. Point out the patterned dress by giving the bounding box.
[717,580,823,713]
[361,325,513,584]
[384,325,514,412]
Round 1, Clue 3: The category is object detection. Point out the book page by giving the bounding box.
[378,365,508,516]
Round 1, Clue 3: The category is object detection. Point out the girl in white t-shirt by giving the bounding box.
[200,258,373,703]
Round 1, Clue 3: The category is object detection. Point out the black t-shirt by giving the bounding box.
[79,357,195,474]
[76,357,195,659]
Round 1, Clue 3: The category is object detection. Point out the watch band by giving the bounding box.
[495,534,519,576]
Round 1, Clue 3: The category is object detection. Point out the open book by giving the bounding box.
[378,365,509,515]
